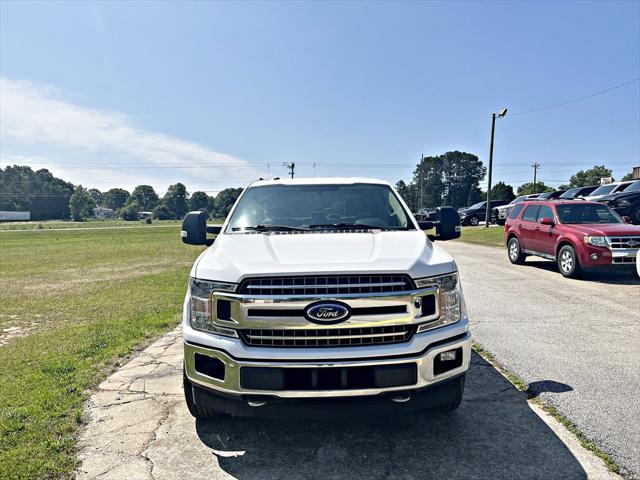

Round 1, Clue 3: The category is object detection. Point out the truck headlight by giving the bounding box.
[415,273,465,328]
[189,278,238,337]
[583,236,608,247]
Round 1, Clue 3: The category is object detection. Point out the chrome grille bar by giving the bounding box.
[608,236,640,249]
[246,281,408,290]
[239,324,415,348]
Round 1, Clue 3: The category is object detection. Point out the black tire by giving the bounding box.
[507,237,526,264]
[497,219,506,226]
[557,245,582,278]
[468,216,479,227]
[429,376,465,413]
[183,369,226,419]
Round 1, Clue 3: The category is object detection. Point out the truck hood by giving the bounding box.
[562,223,640,236]
[193,231,456,283]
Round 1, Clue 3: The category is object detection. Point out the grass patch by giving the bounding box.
[472,342,621,475]
[0,226,204,479]
[457,226,504,248]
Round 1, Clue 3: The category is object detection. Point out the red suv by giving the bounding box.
[504,200,640,277]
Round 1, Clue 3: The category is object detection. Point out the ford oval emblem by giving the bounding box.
[305,301,351,324]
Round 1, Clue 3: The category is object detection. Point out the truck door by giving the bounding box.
[518,205,540,250]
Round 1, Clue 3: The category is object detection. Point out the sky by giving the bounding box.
[1,0,639,197]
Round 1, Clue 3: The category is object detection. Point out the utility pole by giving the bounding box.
[485,108,508,228]
[267,162,271,178]
[531,162,540,193]
[420,154,424,212]
[313,162,317,177]
[284,162,295,179]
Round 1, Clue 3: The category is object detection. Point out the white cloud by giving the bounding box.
[0,77,261,192]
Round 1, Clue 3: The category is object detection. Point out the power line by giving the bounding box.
[512,77,639,116]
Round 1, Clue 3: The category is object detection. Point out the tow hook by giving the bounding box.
[391,392,412,403]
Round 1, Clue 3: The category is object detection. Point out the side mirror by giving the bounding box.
[182,211,221,246]
[434,206,461,241]
[540,217,554,226]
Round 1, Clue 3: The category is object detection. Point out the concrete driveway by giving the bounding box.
[444,241,640,479]
[77,328,616,480]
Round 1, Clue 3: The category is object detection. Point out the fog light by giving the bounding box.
[591,253,599,261]
[439,351,457,361]
[433,347,463,375]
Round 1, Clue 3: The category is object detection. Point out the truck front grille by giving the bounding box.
[238,274,414,296]
[608,236,640,249]
[239,324,416,348]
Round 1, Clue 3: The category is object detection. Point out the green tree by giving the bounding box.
[517,182,555,195]
[152,204,175,220]
[129,185,159,210]
[88,188,103,205]
[69,186,96,221]
[569,165,613,187]
[161,183,189,218]
[102,188,130,210]
[0,165,74,220]
[189,191,211,212]
[621,172,634,181]
[399,151,486,209]
[395,180,416,211]
[489,181,515,202]
[117,202,140,221]
[214,188,243,217]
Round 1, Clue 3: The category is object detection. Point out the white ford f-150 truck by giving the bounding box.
[181,178,471,417]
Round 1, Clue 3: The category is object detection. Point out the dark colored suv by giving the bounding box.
[597,180,640,225]
[459,200,508,226]
[504,200,640,277]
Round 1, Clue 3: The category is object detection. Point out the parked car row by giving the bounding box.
[504,198,640,278]
[490,180,640,226]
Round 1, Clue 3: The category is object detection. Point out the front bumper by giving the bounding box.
[578,244,638,267]
[184,320,471,399]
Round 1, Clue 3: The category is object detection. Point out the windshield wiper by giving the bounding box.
[232,224,309,232]
[309,223,406,231]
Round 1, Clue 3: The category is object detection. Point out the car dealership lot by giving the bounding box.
[446,241,639,479]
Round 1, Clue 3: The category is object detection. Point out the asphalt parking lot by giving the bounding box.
[445,241,640,479]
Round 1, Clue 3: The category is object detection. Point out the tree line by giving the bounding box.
[1,161,634,221]
[0,165,242,221]
[394,154,635,211]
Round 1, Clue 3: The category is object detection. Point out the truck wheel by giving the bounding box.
[507,237,526,264]
[183,369,226,419]
[429,376,465,413]
[468,216,479,226]
[497,219,506,226]
[557,245,582,278]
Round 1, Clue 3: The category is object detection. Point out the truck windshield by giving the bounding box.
[555,204,622,224]
[226,183,414,232]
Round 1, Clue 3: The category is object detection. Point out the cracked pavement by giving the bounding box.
[77,327,619,479]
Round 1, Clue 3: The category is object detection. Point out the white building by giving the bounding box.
[93,207,114,219]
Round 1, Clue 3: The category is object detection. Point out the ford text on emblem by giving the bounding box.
[305,301,351,324]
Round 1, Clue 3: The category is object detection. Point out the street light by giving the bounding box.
[484,108,508,228]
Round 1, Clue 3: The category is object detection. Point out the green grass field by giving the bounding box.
[458,226,505,248]
[0,225,204,479]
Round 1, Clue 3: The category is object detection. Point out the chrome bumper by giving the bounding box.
[610,248,637,264]
[184,330,472,398]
